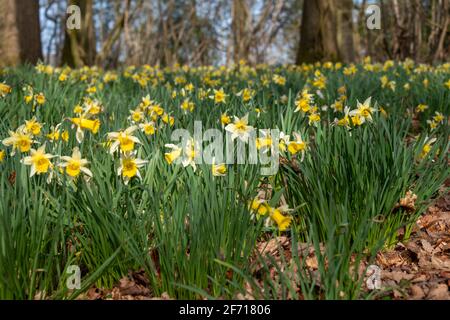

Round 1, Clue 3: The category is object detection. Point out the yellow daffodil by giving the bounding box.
[59,147,92,178]
[21,144,55,177]
[0,150,5,163]
[270,206,292,231]
[85,101,103,115]
[212,158,227,177]
[35,93,45,105]
[162,113,175,126]
[70,117,100,134]
[2,129,34,154]
[86,86,97,94]
[73,105,84,114]
[129,109,144,123]
[141,94,152,107]
[25,94,33,104]
[288,132,307,160]
[164,144,182,165]
[445,79,450,89]
[180,98,195,112]
[294,89,314,113]
[211,88,227,104]
[0,82,12,97]
[334,106,351,128]
[343,64,357,76]
[237,88,254,102]
[58,73,68,82]
[139,122,156,136]
[416,104,429,113]
[273,74,286,86]
[432,111,445,123]
[220,112,231,127]
[24,117,42,136]
[249,198,271,217]
[419,137,437,159]
[107,126,141,154]
[61,130,69,142]
[312,71,326,89]
[255,130,273,153]
[118,152,148,185]
[427,120,437,130]
[308,112,321,126]
[70,117,100,143]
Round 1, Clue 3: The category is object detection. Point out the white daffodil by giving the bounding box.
[225,114,254,142]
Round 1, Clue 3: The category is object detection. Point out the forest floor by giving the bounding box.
[375,180,450,300]
[79,180,450,301]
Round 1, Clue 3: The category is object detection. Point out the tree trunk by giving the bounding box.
[232,0,251,63]
[296,0,339,63]
[0,0,42,67]
[62,0,96,67]
[337,0,355,62]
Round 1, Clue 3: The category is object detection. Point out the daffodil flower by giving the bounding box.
[210,88,227,104]
[419,137,437,159]
[212,157,227,177]
[333,106,351,129]
[269,205,293,231]
[24,117,43,136]
[0,82,12,97]
[249,197,270,217]
[139,122,156,136]
[21,144,55,177]
[225,114,254,142]
[70,117,100,143]
[129,109,144,123]
[164,144,182,165]
[107,126,141,154]
[220,113,231,128]
[236,88,254,102]
[416,104,428,113]
[59,147,92,179]
[287,132,307,161]
[349,97,377,123]
[181,139,198,171]
[279,132,290,152]
[294,89,314,113]
[0,150,5,163]
[180,98,195,113]
[2,129,34,155]
[256,130,273,153]
[118,152,148,185]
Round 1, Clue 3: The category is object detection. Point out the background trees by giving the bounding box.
[0,0,448,67]
[0,0,42,67]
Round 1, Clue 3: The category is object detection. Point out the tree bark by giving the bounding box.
[0,0,42,66]
[62,0,96,67]
[296,0,339,63]
[337,0,355,62]
[232,0,251,63]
